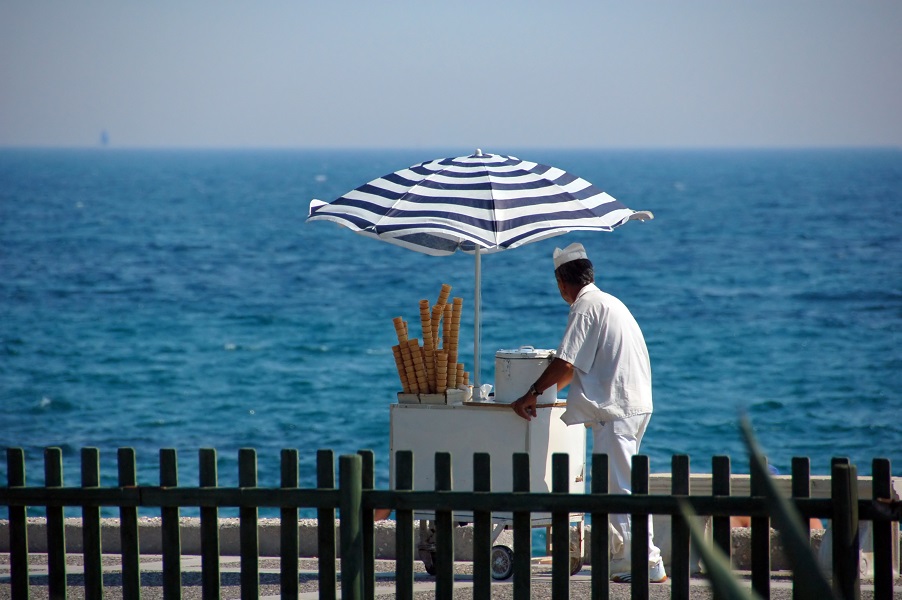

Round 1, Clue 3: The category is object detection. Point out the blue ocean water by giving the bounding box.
[2,148,901,522]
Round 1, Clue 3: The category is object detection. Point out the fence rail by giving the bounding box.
[2,447,900,600]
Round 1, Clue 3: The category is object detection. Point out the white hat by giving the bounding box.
[553,242,589,269]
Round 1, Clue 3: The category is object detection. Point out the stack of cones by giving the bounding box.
[392,317,418,394]
[391,283,469,395]
[447,298,462,388]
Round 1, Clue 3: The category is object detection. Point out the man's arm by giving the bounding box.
[511,358,574,421]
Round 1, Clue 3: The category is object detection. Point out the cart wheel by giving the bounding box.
[569,554,582,576]
[420,550,437,575]
[569,541,582,575]
[491,545,515,580]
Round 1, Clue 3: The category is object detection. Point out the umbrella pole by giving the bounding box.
[474,246,482,399]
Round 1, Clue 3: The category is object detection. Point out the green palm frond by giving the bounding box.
[738,416,839,599]
[679,500,761,600]
[678,416,841,600]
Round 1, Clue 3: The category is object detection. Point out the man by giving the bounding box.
[511,242,666,584]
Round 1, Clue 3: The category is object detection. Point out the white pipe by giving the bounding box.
[473,246,481,398]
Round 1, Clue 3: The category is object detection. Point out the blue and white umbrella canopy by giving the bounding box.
[308,149,653,395]
[307,149,652,256]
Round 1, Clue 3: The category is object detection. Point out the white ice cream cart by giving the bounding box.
[389,348,586,579]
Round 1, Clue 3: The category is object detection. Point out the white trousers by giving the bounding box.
[591,413,662,566]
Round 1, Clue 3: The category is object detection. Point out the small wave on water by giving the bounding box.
[29,395,77,414]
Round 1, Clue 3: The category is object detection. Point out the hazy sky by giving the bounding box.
[2,1,900,149]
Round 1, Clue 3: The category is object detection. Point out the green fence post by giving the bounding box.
[45,447,67,600]
[281,449,300,600]
[394,450,414,600]
[512,453,531,599]
[358,449,376,600]
[631,455,650,600]
[590,453,609,600]
[118,448,141,600]
[239,448,260,600]
[671,455,690,600]
[160,448,182,600]
[832,460,860,600]
[434,452,454,600]
[872,458,893,600]
[81,448,103,600]
[552,453,570,600]
[7,448,30,600]
[791,456,811,600]
[199,448,221,600]
[472,452,492,599]
[711,456,731,558]
[339,454,363,600]
[317,449,337,600]
[750,456,770,599]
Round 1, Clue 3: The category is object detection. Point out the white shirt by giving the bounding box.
[557,283,653,425]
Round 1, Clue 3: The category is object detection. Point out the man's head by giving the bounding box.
[553,242,594,304]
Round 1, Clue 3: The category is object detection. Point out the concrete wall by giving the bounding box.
[0,517,844,572]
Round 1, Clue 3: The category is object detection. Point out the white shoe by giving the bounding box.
[649,561,667,583]
[611,560,667,583]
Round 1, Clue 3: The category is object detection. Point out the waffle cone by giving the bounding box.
[436,360,448,392]
[411,347,429,391]
[435,283,452,308]
[393,317,408,343]
[418,301,432,348]
[424,348,436,393]
[398,343,419,393]
[421,321,434,351]
[430,304,442,350]
[442,304,452,347]
[447,358,457,387]
[392,345,410,393]
[451,300,462,345]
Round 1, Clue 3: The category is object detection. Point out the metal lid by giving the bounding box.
[495,346,556,359]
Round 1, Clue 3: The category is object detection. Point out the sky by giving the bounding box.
[1,1,900,150]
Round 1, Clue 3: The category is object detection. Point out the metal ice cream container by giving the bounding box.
[493,346,557,404]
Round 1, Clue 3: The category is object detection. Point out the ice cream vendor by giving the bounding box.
[509,242,667,584]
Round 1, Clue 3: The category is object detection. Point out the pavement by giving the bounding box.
[2,553,901,600]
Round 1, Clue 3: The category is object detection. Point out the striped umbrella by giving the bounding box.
[307,149,653,395]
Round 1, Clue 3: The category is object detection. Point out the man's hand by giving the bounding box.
[511,394,538,421]
[509,357,574,421]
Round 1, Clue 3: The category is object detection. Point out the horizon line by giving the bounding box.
[1,144,900,153]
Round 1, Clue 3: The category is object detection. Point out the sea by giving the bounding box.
[2,148,901,528]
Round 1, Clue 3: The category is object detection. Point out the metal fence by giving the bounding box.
[2,447,899,600]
